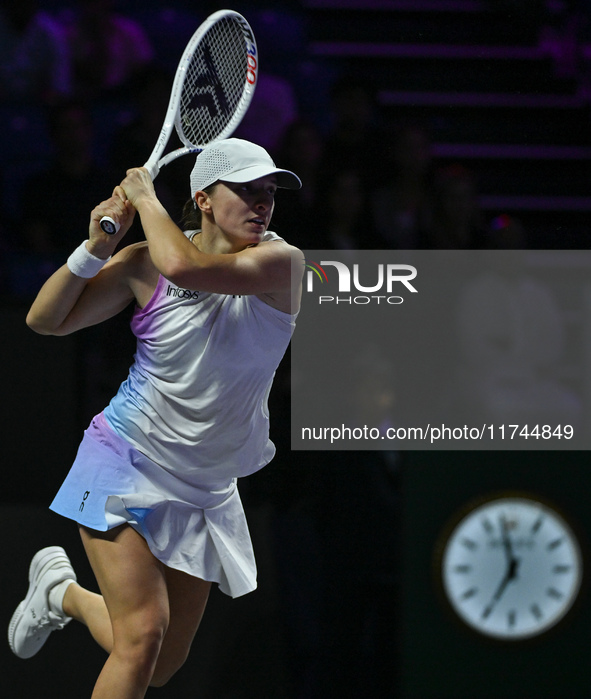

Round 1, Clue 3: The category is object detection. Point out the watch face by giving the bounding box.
[439,495,583,640]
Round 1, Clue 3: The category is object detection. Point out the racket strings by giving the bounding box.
[179,18,250,148]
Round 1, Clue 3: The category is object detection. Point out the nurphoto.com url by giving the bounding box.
[300,424,574,445]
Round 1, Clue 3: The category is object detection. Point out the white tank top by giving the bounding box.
[104,231,296,484]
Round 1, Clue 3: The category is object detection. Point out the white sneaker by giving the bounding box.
[8,546,77,659]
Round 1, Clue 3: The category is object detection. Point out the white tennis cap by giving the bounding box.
[190,138,301,198]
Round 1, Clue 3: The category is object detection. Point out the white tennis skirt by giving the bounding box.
[50,413,257,598]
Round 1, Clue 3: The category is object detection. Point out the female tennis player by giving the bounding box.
[9,138,303,698]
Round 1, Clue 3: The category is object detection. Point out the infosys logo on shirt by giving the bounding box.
[166,284,200,300]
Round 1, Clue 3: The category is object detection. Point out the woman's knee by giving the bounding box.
[150,652,189,688]
[112,614,169,671]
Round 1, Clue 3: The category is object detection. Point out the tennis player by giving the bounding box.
[8,138,303,698]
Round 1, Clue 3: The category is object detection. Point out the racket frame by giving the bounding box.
[145,9,258,179]
[100,9,258,234]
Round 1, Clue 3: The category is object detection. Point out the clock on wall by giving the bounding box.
[435,493,584,641]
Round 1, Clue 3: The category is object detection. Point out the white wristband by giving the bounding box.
[67,241,111,278]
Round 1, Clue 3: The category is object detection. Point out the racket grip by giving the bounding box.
[100,216,120,235]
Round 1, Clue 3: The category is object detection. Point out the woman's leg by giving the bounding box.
[78,524,171,699]
[62,582,113,652]
[150,566,211,687]
[69,524,213,695]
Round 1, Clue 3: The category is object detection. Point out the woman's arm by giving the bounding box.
[118,168,305,300]
[26,187,139,335]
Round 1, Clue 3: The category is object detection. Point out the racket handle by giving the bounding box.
[100,216,120,235]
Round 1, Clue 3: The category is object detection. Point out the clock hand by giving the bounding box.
[501,515,520,581]
[500,514,514,565]
[482,556,520,619]
[482,518,520,619]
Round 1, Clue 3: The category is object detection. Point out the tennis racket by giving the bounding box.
[100,9,258,234]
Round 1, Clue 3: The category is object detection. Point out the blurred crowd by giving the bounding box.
[3,0,588,301]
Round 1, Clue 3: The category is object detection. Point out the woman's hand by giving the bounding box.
[120,167,157,210]
[88,185,136,258]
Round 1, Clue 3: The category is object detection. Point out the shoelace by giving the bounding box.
[35,610,68,632]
